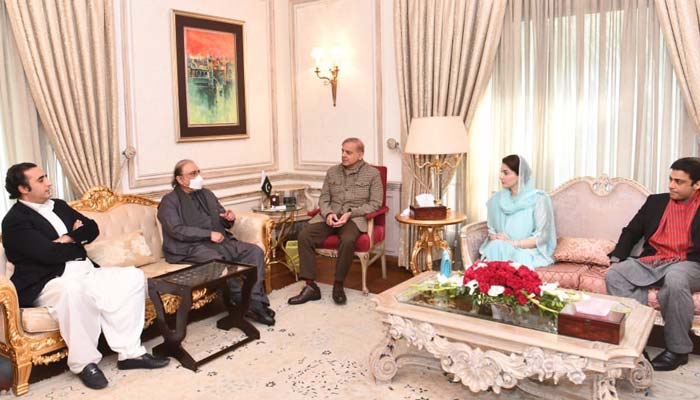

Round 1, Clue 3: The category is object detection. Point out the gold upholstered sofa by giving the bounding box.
[0,187,272,395]
[461,175,700,336]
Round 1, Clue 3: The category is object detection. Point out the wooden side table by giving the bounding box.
[395,211,467,275]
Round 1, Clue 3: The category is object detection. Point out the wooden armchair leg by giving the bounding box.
[380,243,387,280]
[359,253,370,295]
[12,354,32,396]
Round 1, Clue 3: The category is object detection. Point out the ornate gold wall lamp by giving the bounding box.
[311,47,341,106]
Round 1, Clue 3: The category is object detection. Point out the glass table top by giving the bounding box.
[394,275,558,334]
[153,260,254,287]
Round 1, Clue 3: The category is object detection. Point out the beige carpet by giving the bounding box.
[10,282,700,399]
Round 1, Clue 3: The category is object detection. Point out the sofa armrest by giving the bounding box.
[230,212,272,254]
[460,221,488,267]
[0,274,24,345]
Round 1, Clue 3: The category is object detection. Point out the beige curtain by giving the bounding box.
[4,0,120,194]
[655,0,700,137]
[394,0,506,268]
[465,0,698,222]
[0,1,41,213]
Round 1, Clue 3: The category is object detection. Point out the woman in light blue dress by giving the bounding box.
[479,155,556,269]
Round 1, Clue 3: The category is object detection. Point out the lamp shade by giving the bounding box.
[404,116,468,155]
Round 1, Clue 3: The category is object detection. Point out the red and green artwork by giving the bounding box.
[184,27,238,126]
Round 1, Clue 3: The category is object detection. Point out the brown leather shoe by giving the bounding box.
[332,282,347,305]
[288,283,321,305]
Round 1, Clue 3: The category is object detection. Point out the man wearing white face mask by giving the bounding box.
[157,159,274,325]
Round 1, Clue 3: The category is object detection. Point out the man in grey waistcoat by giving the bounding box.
[288,137,383,305]
[158,159,275,326]
[606,157,700,371]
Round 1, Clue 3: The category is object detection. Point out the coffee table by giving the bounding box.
[369,272,656,399]
[147,260,259,371]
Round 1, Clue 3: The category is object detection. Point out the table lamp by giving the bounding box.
[404,116,468,219]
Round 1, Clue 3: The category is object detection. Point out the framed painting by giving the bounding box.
[172,10,248,142]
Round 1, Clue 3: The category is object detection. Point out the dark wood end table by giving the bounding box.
[147,259,260,371]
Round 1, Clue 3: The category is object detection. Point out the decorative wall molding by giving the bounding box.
[120,0,279,189]
[290,0,383,171]
[129,171,328,201]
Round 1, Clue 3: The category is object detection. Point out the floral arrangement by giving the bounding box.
[461,260,574,316]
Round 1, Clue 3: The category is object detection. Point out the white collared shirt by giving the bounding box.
[19,199,93,275]
[19,199,67,236]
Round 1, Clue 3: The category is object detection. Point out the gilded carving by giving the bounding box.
[32,349,68,365]
[70,186,159,212]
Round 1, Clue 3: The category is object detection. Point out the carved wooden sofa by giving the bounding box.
[0,186,271,395]
[461,175,700,335]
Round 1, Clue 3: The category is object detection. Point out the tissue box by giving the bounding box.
[557,303,626,344]
[410,205,447,220]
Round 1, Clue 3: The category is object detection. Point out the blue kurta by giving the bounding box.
[479,186,556,269]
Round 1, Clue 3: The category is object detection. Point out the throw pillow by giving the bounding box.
[86,230,156,268]
[553,237,616,267]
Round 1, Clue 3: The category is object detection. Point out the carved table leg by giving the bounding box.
[368,330,398,384]
[592,369,621,400]
[625,358,653,391]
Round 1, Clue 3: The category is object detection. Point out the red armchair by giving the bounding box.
[307,165,389,294]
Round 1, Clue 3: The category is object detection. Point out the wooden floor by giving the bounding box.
[267,254,414,294]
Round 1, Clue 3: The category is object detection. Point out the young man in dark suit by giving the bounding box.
[1,163,169,390]
[606,157,700,371]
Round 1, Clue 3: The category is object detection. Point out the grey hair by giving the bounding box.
[342,137,364,153]
[171,159,194,187]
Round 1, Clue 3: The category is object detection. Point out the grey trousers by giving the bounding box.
[298,220,361,282]
[605,258,700,353]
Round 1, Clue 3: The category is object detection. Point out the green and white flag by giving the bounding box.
[261,171,272,197]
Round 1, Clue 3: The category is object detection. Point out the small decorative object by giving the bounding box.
[439,249,451,278]
[270,194,280,207]
[283,196,297,207]
[285,240,300,275]
[558,303,627,344]
[410,205,447,220]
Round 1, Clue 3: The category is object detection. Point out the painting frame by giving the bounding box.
[172,10,248,142]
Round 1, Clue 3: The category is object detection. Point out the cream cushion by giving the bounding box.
[85,230,156,267]
[20,308,58,333]
[82,204,164,260]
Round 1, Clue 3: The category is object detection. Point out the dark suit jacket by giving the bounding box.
[609,193,700,262]
[1,199,99,307]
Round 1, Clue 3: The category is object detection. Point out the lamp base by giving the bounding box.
[410,205,447,220]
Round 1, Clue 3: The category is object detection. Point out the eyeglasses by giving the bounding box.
[180,169,201,179]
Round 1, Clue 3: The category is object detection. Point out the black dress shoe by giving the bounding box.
[288,283,321,305]
[265,306,276,318]
[332,282,347,305]
[117,353,170,370]
[78,363,108,389]
[246,302,276,326]
[651,349,688,371]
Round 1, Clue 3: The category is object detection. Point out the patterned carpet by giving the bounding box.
[9,282,700,399]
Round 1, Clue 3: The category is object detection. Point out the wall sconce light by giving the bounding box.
[311,47,341,107]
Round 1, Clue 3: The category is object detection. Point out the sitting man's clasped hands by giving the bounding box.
[326,211,351,228]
